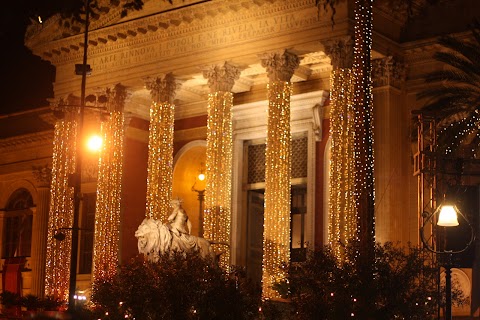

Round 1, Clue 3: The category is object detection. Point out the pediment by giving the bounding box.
[25,0,205,49]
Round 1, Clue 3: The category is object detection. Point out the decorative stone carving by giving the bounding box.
[135,199,214,262]
[144,73,181,104]
[371,56,407,89]
[32,164,52,188]
[260,50,300,82]
[104,83,131,112]
[49,94,80,120]
[323,36,354,69]
[203,62,240,92]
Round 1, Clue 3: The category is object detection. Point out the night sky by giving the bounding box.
[0,2,57,115]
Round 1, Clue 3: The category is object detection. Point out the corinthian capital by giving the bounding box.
[203,62,240,92]
[372,56,406,89]
[260,50,300,82]
[32,164,52,188]
[323,36,354,69]
[144,73,181,104]
[96,83,131,112]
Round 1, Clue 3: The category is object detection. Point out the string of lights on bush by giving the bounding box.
[262,81,292,300]
[328,68,357,260]
[93,110,124,283]
[204,91,233,269]
[45,116,76,300]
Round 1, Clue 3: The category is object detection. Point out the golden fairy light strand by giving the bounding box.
[328,69,357,261]
[45,117,76,300]
[92,111,124,283]
[204,92,233,269]
[145,101,174,221]
[353,0,375,258]
[262,81,292,300]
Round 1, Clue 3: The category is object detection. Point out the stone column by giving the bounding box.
[323,37,357,259]
[371,56,408,244]
[45,95,77,300]
[202,62,240,269]
[260,50,299,299]
[31,165,52,298]
[92,84,129,283]
[144,73,180,222]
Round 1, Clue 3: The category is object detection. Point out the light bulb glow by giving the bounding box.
[437,205,459,227]
[86,135,102,152]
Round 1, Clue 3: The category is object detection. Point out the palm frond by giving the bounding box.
[424,69,480,85]
[417,19,480,158]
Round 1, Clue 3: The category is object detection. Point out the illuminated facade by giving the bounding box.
[0,0,479,316]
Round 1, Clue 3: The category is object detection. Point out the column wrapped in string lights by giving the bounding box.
[353,0,375,262]
[324,38,357,260]
[92,84,127,283]
[45,96,77,300]
[260,51,299,300]
[202,62,240,269]
[144,74,180,222]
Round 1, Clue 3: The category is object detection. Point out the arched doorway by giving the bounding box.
[173,141,207,237]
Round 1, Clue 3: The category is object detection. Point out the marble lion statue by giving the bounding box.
[135,201,214,262]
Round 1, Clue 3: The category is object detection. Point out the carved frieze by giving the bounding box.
[144,73,181,104]
[371,56,406,89]
[0,132,54,153]
[323,36,354,69]
[27,0,319,68]
[203,62,240,92]
[260,50,300,82]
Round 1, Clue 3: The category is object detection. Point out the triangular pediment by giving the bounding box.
[25,0,205,49]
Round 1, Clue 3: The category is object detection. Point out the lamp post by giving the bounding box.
[420,201,475,319]
[191,169,205,237]
[68,0,91,312]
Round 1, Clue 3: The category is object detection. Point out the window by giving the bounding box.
[2,189,33,258]
[245,135,309,281]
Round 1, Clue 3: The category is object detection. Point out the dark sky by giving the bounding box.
[0,2,58,115]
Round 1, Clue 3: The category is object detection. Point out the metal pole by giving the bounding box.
[445,254,452,320]
[68,0,89,312]
[197,190,205,237]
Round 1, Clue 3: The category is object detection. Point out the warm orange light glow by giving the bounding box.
[198,173,205,181]
[87,135,102,152]
[437,205,459,227]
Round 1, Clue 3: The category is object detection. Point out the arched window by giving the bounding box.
[2,188,33,258]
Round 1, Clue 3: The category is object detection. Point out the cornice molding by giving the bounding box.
[0,131,54,153]
[27,0,317,64]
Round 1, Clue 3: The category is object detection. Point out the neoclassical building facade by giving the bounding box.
[0,0,479,316]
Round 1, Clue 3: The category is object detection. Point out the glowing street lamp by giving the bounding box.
[192,165,206,237]
[437,204,460,227]
[86,134,102,152]
[420,201,475,319]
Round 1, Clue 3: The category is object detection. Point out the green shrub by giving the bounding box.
[275,242,439,320]
[91,252,260,320]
